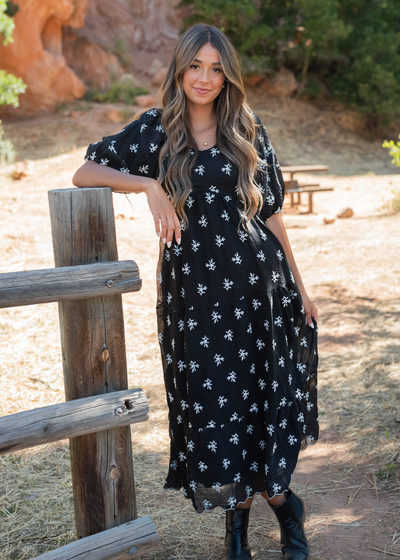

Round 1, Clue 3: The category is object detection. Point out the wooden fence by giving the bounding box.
[0,187,159,559]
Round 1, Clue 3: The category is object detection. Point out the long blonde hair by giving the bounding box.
[158,23,263,228]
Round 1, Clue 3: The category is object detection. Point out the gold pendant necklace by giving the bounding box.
[193,124,215,148]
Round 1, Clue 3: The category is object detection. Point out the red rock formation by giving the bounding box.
[62,30,123,91]
[0,0,183,114]
[125,0,183,46]
[261,68,298,97]
[66,0,182,52]
[0,0,88,115]
[62,0,183,92]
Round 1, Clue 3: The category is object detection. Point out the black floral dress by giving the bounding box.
[85,108,318,513]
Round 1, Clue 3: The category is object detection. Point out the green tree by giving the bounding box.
[288,0,351,93]
[0,0,26,164]
[178,0,400,116]
[327,0,400,115]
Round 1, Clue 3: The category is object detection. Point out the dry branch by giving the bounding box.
[369,547,400,558]
[345,481,365,508]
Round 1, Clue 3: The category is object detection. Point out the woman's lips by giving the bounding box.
[194,87,211,95]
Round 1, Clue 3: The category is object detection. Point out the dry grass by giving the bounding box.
[0,111,400,559]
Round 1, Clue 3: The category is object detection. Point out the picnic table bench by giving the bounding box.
[281,165,333,214]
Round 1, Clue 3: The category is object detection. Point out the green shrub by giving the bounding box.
[5,0,18,17]
[86,80,149,105]
[0,0,14,45]
[113,38,132,68]
[376,463,397,480]
[381,135,400,214]
[383,135,400,168]
[299,74,324,100]
[0,0,26,165]
[0,118,15,164]
[241,54,271,78]
[0,4,26,108]
[0,69,26,108]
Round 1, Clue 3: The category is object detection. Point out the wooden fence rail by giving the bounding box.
[0,186,159,558]
[29,517,159,560]
[0,389,148,454]
[0,261,141,308]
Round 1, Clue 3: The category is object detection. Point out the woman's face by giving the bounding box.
[182,42,226,108]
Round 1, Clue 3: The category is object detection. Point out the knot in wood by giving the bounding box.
[110,466,118,480]
[106,279,114,288]
[101,348,110,362]
[128,547,138,556]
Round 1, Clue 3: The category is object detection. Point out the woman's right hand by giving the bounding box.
[72,163,181,246]
[145,182,181,247]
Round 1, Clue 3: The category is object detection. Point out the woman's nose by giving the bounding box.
[198,69,210,83]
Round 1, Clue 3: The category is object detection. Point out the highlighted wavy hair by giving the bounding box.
[158,23,263,228]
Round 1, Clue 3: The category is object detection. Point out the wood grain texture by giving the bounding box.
[28,516,159,560]
[48,187,137,538]
[0,261,141,309]
[0,389,148,454]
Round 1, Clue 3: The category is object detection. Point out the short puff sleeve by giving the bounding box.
[85,108,165,179]
[253,113,285,220]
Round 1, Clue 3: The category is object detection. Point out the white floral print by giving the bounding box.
[85,108,318,514]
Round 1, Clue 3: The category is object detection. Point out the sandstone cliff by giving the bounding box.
[0,0,89,115]
[62,0,182,90]
[65,0,181,52]
[0,0,183,115]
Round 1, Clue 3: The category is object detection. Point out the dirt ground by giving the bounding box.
[0,93,399,560]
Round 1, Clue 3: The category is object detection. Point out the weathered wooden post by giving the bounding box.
[48,187,136,539]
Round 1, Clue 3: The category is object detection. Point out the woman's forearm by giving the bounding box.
[266,213,308,297]
[72,161,158,193]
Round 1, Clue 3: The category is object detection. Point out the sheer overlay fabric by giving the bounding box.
[85,109,318,513]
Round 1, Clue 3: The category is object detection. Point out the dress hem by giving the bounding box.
[163,483,292,514]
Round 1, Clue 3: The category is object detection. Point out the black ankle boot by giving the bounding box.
[224,508,252,560]
[268,490,309,560]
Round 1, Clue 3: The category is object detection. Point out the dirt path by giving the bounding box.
[3,88,400,177]
[0,99,399,559]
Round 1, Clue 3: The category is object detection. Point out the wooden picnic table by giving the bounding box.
[281,165,329,180]
[281,165,332,214]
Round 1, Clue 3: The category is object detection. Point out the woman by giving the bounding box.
[73,23,319,560]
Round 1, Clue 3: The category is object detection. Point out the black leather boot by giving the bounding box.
[268,490,309,560]
[224,508,252,560]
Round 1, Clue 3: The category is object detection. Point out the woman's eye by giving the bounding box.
[189,64,222,73]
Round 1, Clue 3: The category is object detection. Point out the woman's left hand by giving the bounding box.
[301,293,318,328]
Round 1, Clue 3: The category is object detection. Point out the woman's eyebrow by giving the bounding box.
[193,58,222,65]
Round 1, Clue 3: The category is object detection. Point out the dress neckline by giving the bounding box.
[197,143,218,153]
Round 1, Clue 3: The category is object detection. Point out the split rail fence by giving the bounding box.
[0,187,159,559]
